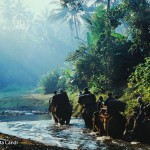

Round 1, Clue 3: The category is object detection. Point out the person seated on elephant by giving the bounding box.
[89,89,96,107]
[114,95,119,100]
[92,96,104,132]
[57,89,70,105]
[79,87,97,108]
[97,96,104,112]
[104,92,115,106]
[58,89,63,94]
[83,87,91,94]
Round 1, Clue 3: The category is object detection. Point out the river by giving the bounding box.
[0,112,149,150]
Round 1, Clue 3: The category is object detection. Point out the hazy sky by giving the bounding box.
[24,0,50,13]
[0,0,78,87]
[0,0,56,14]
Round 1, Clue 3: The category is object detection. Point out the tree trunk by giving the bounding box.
[73,15,79,45]
[107,0,110,11]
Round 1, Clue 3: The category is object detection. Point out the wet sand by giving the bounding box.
[0,132,70,150]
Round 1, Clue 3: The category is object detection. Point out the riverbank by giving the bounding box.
[0,132,70,150]
[0,90,50,111]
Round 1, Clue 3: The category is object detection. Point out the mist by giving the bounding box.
[0,0,81,90]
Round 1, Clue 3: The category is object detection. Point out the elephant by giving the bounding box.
[93,100,126,138]
[106,112,126,139]
[129,104,150,144]
[78,93,97,128]
[50,103,72,125]
[92,110,126,138]
[49,92,72,125]
[82,106,96,128]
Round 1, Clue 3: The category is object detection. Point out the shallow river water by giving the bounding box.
[0,113,149,150]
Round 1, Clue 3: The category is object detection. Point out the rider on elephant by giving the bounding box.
[104,92,115,106]
[97,96,104,112]
[83,87,91,94]
[93,96,106,134]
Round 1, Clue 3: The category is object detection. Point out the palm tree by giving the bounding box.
[11,0,32,31]
[50,0,84,44]
[0,0,15,29]
[107,0,111,10]
[50,0,98,45]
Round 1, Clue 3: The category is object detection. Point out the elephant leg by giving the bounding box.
[99,121,106,136]
[66,110,72,125]
[52,113,59,123]
[84,116,93,129]
[106,115,126,139]
[59,118,65,125]
[82,110,93,128]
[93,111,100,132]
[93,112,106,136]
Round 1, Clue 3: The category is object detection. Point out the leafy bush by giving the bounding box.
[39,70,59,94]
[127,57,150,100]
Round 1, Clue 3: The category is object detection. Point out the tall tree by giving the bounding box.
[0,0,15,29]
[50,0,83,44]
[66,3,134,92]
[124,0,150,58]
[50,0,99,44]
[11,0,32,31]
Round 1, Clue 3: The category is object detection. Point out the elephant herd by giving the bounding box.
[48,89,150,145]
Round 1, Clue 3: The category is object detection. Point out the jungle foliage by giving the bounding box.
[64,1,149,93]
[41,0,150,98]
[127,57,150,100]
[39,70,60,94]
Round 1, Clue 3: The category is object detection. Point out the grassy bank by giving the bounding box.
[0,90,51,111]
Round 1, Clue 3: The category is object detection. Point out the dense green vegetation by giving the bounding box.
[40,0,150,116]
[125,57,150,100]
[1,0,149,117]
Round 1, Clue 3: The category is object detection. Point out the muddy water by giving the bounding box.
[0,114,149,150]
